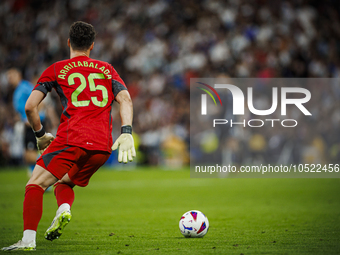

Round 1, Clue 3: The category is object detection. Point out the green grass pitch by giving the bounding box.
[0,167,339,254]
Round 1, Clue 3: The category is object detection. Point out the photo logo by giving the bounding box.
[190,78,338,179]
[198,83,312,128]
[196,82,222,115]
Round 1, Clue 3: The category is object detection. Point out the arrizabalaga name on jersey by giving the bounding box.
[58,61,112,80]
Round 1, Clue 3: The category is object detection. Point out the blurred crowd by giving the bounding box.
[0,0,340,167]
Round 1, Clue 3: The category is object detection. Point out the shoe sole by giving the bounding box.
[2,247,35,251]
[44,211,71,241]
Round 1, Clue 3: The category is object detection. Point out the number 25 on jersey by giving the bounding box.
[68,72,108,107]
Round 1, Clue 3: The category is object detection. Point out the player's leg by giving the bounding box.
[37,144,81,242]
[2,165,58,251]
[45,150,110,241]
[55,173,75,212]
[54,174,75,212]
[45,174,75,241]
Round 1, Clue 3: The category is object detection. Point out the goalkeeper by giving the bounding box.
[2,21,136,251]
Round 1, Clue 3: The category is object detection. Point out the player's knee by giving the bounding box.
[26,175,55,191]
[25,182,49,191]
[54,181,74,188]
[58,181,75,188]
[59,174,75,188]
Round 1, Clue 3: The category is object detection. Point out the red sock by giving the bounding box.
[23,184,44,231]
[53,183,74,207]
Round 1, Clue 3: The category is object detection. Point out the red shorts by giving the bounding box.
[37,140,110,187]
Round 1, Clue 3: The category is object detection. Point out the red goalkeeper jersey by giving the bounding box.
[34,56,127,152]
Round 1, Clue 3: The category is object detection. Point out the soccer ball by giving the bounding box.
[179,210,209,238]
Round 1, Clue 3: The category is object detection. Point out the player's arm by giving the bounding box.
[25,90,55,153]
[116,90,133,126]
[111,90,136,163]
[25,90,45,132]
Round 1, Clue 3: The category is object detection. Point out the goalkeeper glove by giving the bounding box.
[111,125,136,163]
[34,126,55,153]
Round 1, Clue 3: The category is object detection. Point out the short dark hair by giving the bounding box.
[69,21,96,51]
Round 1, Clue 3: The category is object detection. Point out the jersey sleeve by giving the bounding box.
[111,65,127,98]
[34,64,57,95]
